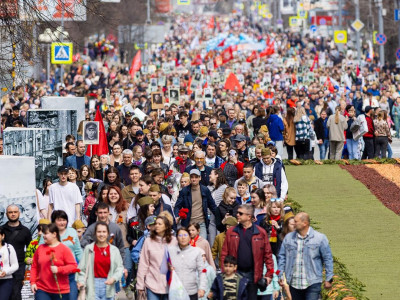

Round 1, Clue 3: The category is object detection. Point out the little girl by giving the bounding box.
[263,201,284,257]
[218,187,239,223]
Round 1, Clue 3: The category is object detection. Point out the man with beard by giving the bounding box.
[1,205,31,300]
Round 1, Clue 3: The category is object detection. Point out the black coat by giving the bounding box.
[314,117,326,140]
[1,222,32,264]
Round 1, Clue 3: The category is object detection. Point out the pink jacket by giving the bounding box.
[136,235,177,294]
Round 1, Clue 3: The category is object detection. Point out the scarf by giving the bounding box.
[269,214,281,243]
[190,235,200,247]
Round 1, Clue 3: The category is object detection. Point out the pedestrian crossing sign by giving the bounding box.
[177,0,190,5]
[51,43,73,64]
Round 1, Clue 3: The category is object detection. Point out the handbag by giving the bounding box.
[78,254,91,300]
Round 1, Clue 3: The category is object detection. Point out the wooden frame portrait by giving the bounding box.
[151,92,164,109]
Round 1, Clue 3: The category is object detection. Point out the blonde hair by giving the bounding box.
[266,201,285,220]
[223,187,237,204]
[294,107,306,123]
[334,106,341,124]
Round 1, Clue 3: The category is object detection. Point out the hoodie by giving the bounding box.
[267,114,284,141]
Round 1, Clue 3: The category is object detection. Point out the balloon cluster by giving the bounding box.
[94,39,116,55]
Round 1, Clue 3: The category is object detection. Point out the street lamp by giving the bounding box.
[38,27,69,87]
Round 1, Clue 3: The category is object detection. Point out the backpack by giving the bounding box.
[131,234,146,264]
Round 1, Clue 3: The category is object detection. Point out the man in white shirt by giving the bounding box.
[48,166,82,226]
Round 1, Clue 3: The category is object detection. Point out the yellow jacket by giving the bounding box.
[211,231,226,264]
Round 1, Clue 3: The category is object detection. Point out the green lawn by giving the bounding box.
[286,165,400,300]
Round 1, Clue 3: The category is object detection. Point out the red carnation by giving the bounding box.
[181,208,189,213]
[175,157,184,165]
[202,269,207,273]
[164,170,173,179]
[130,221,139,227]
[178,211,187,219]
[275,270,281,276]
[31,241,38,246]
[72,268,81,273]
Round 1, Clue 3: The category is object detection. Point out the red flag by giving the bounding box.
[310,53,319,72]
[324,77,334,93]
[246,51,257,63]
[187,77,193,95]
[208,17,214,29]
[214,55,223,68]
[356,64,360,77]
[86,108,109,157]
[217,39,225,47]
[221,46,233,64]
[191,54,203,66]
[129,51,141,79]
[259,41,275,57]
[224,73,243,93]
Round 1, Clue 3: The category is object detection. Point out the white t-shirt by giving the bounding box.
[205,156,216,168]
[49,182,83,226]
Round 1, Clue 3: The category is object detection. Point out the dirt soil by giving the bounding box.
[341,165,400,215]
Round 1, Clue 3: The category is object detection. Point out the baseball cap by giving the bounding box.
[57,166,69,173]
[145,215,157,227]
[178,145,190,152]
[189,169,201,176]
[136,130,144,136]
[233,134,246,142]
[365,105,372,113]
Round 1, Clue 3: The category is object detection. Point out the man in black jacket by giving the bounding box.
[1,205,32,300]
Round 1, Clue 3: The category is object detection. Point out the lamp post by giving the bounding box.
[38,27,69,87]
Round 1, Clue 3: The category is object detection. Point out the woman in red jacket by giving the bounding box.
[30,223,77,299]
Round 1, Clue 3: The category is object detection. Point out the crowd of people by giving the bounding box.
[2,9,397,300]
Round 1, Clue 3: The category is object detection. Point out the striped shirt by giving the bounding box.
[291,231,309,289]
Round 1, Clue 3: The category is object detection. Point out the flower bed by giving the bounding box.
[340,165,400,214]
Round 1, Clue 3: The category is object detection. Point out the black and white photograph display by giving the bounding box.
[151,92,164,109]
[83,121,99,144]
[41,96,85,125]
[3,128,62,189]
[169,87,180,106]
[27,109,78,138]
[0,156,38,234]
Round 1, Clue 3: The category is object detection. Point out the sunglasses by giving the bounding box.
[237,211,248,216]
[210,122,216,125]
[270,198,280,202]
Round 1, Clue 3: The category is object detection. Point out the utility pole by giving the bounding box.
[146,0,151,24]
[338,0,342,29]
[60,0,65,85]
[355,0,361,63]
[398,0,400,47]
[376,0,384,66]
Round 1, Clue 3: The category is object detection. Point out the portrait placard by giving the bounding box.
[83,121,99,145]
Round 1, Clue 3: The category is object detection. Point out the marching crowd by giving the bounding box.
[1,9,399,300]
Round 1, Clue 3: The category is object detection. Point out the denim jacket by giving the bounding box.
[278,227,334,286]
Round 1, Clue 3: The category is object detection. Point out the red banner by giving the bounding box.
[155,0,170,13]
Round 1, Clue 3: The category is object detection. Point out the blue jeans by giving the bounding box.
[147,289,168,300]
[35,289,69,300]
[388,143,393,158]
[0,278,13,300]
[94,278,114,300]
[68,273,78,300]
[238,270,257,299]
[346,139,359,159]
[289,283,321,300]
[124,247,133,286]
[318,139,329,160]
[199,222,207,240]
